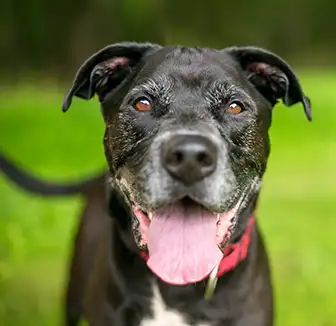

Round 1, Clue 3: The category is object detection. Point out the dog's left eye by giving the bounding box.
[133,97,152,111]
[227,102,244,114]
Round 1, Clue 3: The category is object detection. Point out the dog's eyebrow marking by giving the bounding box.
[131,75,174,106]
[205,80,255,108]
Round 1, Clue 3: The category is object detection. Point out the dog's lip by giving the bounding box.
[133,176,261,218]
[134,178,258,219]
[135,197,226,222]
[135,194,235,218]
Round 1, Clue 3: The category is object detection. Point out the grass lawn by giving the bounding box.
[0,71,335,326]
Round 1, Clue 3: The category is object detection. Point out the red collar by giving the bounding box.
[140,216,255,278]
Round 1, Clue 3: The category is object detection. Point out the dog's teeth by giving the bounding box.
[148,212,153,220]
[216,214,220,223]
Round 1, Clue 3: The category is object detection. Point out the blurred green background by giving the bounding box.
[0,1,335,325]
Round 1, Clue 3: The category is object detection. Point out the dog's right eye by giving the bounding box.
[227,102,244,115]
[133,97,152,111]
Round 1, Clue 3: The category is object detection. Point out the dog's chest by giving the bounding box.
[140,285,211,326]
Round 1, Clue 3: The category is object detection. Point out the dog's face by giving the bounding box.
[63,43,311,285]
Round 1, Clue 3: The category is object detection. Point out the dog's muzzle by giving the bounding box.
[118,128,259,285]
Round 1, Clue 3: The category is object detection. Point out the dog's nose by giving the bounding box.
[161,134,218,185]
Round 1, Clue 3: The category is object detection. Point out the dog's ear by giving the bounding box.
[224,47,312,121]
[62,42,161,112]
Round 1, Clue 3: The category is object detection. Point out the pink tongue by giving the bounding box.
[147,201,223,285]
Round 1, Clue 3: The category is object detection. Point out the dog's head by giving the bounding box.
[63,42,311,285]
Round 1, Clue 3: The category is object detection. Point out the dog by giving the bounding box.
[1,42,311,326]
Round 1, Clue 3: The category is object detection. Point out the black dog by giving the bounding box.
[62,42,311,326]
[3,42,312,326]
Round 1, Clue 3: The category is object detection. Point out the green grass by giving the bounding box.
[0,72,335,326]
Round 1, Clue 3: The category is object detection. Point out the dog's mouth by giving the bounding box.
[131,179,260,285]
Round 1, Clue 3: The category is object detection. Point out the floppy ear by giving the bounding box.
[62,42,161,112]
[224,46,312,121]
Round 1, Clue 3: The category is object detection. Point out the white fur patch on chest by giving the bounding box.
[140,284,210,326]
